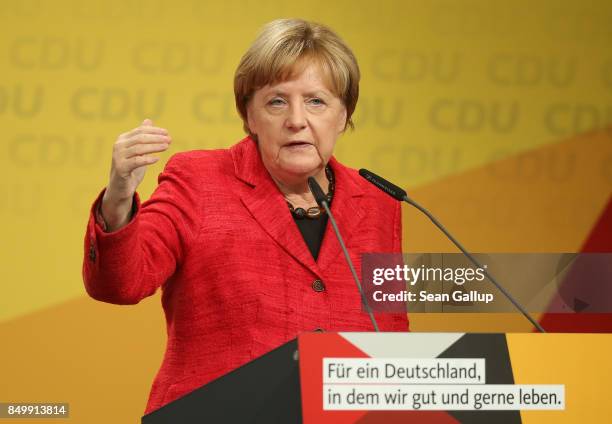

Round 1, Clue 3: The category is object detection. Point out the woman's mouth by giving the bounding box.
[285,141,313,149]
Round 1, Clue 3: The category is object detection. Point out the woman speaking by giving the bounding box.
[82,18,408,414]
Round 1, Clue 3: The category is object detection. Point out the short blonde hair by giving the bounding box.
[234,18,360,134]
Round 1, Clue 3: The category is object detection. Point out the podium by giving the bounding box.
[142,332,610,424]
[142,338,302,423]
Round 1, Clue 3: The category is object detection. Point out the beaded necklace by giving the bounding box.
[286,165,334,219]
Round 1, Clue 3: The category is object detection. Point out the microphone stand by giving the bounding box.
[359,169,546,333]
[308,177,380,332]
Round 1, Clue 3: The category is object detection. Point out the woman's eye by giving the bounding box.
[308,98,325,105]
[268,98,285,106]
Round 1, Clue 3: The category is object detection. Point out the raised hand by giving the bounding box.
[100,119,171,231]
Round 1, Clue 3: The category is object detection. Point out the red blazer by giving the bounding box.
[82,136,408,414]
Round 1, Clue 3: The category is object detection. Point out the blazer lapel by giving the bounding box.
[231,137,322,277]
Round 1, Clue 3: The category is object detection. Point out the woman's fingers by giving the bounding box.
[120,133,171,147]
[125,155,160,169]
[111,119,172,175]
[113,152,161,176]
[116,134,172,150]
[104,119,170,211]
[123,142,170,159]
[121,125,169,139]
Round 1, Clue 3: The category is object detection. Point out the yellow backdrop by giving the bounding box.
[1,0,610,422]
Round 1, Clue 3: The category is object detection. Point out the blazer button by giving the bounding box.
[312,279,325,292]
[89,244,96,263]
[314,328,325,332]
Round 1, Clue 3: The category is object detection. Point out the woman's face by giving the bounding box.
[246,63,347,181]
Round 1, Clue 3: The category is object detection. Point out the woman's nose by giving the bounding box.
[285,103,307,130]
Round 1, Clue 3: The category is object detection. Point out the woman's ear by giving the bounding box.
[246,106,258,136]
[337,107,348,134]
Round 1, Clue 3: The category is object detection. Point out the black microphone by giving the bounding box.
[358,169,546,333]
[307,177,328,207]
[307,176,380,332]
[359,168,407,201]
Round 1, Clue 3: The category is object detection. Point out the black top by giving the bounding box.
[289,165,333,261]
[293,214,328,261]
